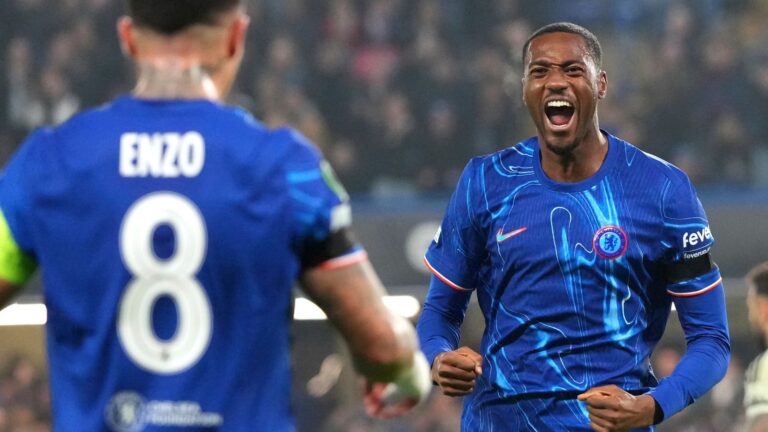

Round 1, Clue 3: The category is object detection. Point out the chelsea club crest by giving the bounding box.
[593,225,628,260]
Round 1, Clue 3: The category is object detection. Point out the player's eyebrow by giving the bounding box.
[527,59,587,69]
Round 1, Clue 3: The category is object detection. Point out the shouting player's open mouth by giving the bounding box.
[544,99,575,132]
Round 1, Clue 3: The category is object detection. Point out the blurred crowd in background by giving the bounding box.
[0,342,753,431]
[2,0,768,196]
[0,356,49,432]
[1,0,767,430]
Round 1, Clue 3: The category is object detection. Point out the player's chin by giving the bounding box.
[540,121,579,152]
[542,134,579,156]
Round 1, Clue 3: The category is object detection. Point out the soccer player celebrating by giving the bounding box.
[417,22,730,431]
[0,1,431,430]
[745,262,768,431]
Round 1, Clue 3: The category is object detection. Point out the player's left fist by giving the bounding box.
[577,385,657,432]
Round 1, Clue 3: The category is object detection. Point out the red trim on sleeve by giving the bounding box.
[667,277,722,298]
[318,250,368,270]
[423,256,473,292]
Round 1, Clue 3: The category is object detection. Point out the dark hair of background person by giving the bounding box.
[747,262,768,297]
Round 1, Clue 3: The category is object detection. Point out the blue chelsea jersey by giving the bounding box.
[0,96,358,431]
[423,133,722,429]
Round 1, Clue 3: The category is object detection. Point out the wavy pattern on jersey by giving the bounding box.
[463,387,592,431]
[549,206,593,388]
[484,172,646,420]
[659,179,710,236]
[582,179,643,338]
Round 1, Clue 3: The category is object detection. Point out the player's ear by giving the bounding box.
[597,70,607,99]
[117,16,138,59]
[227,14,250,59]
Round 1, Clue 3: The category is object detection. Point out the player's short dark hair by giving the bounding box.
[126,0,241,35]
[522,22,602,68]
[747,262,768,298]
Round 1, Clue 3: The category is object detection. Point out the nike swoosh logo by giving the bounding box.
[496,227,527,243]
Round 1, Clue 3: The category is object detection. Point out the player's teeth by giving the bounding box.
[546,101,572,108]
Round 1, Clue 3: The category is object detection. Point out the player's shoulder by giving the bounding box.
[466,137,537,175]
[613,134,691,187]
[193,103,318,160]
[45,97,134,138]
[268,126,322,160]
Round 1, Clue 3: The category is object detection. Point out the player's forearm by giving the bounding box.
[351,314,422,383]
[300,260,418,382]
[417,304,463,366]
[649,335,729,421]
[416,276,471,366]
[650,284,730,421]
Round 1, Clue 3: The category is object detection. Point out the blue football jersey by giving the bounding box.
[0,96,362,431]
[422,133,723,430]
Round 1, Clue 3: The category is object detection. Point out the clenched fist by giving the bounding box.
[431,346,483,397]
[577,384,658,432]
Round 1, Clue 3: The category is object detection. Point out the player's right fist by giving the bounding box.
[432,346,483,397]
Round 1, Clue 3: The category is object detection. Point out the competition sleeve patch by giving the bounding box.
[320,160,349,202]
[0,210,36,284]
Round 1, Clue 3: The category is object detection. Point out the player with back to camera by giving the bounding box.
[417,22,730,431]
[0,1,431,430]
[745,262,768,432]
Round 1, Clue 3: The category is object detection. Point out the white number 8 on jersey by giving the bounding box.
[118,192,212,374]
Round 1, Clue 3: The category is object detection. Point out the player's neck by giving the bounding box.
[133,61,220,100]
[539,126,608,183]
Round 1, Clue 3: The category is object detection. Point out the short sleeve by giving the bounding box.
[661,175,713,261]
[0,131,45,283]
[661,174,721,297]
[0,130,48,253]
[424,159,487,291]
[277,128,362,268]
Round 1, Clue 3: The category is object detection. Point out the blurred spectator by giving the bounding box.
[3,0,768,194]
[0,355,50,431]
[367,92,424,196]
[417,100,465,192]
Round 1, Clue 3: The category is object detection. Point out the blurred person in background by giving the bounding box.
[418,22,730,431]
[745,262,768,431]
[0,0,432,430]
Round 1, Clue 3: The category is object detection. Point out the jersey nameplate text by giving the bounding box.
[120,132,205,178]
